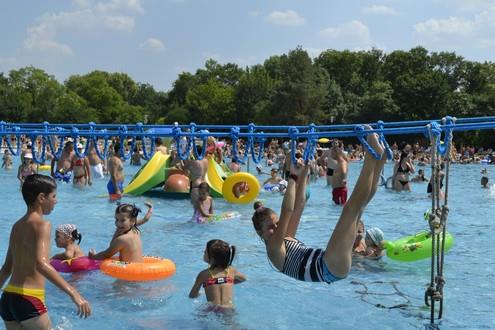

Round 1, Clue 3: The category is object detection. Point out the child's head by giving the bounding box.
[204,239,236,269]
[481,176,489,188]
[114,203,141,233]
[198,182,210,200]
[22,174,57,211]
[418,169,424,176]
[252,202,277,239]
[55,224,82,247]
[365,227,384,248]
[23,153,33,164]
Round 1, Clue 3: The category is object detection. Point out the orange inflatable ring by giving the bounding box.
[100,256,176,281]
[222,172,260,204]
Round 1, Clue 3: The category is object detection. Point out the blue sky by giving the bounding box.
[1,0,494,90]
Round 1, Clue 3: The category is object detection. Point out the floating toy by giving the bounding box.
[164,173,190,193]
[384,231,454,262]
[100,256,176,281]
[38,164,51,171]
[263,183,281,192]
[207,211,241,222]
[50,257,101,273]
[222,172,260,204]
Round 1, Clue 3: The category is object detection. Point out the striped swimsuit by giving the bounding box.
[282,238,340,284]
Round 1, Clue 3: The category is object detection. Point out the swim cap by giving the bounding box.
[56,224,77,237]
[365,227,384,246]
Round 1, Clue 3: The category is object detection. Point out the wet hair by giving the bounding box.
[251,202,275,235]
[198,182,210,200]
[21,174,57,206]
[481,176,489,187]
[115,203,141,234]
[72,229,82,244]
[206,239,236,269]
[155,137,163,145]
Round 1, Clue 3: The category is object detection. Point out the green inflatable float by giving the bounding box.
[383,231,454,262]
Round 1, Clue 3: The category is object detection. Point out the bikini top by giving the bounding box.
[74,158,84,167]
[202,268,234,288]
[397,164,410,174]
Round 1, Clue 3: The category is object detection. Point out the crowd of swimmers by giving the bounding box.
[0,129,493,328]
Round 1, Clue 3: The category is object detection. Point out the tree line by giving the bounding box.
[1,46,495,145]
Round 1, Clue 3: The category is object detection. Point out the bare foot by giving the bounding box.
[363,125,384,157]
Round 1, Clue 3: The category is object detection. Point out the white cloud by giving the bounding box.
[22,0,143,56]
[24,22,73,55]
[104,15,135,31]
[140,37,165,51]
[319,20,372,49]
[414,6,495,49]
[363,5,398,16]
[265,10,306,26]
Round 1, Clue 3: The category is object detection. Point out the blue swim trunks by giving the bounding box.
[107,180,124,195]
[54,170,72,183]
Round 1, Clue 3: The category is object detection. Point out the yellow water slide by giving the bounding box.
[205,156,226,198]
[124,153,169,196]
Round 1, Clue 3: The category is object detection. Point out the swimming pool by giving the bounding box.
[0,159,494,329]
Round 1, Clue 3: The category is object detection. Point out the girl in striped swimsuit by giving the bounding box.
[251,127,387,283]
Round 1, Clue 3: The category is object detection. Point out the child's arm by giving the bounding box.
[51,251,72,260]
[233,267,247,284]
[285,163,310,238]
[88,237,123,260]
[189,270,207,298]
[208,197,213,216]
[136,202,153,226]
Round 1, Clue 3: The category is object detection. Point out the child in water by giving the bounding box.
[192,182,213,223]
[52,224,84,260]
[189,239,246,309]
[89,202,153,263]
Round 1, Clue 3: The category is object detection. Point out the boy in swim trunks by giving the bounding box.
[0,174,91,329]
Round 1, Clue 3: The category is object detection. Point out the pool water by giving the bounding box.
[0,159,494,329]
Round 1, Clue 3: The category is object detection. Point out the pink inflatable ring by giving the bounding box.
[50,257,102,273]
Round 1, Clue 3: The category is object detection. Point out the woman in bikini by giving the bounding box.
[189,239,246,309]
[71,144,92,186]
[392,151,415,192]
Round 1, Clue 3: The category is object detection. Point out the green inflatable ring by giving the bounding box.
[384,231,454,262]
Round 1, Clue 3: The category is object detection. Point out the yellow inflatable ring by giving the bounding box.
[100,256,176,282]
[38,165,51,171]
[222,172,260,204]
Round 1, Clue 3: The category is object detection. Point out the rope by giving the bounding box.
[425,118,454,325]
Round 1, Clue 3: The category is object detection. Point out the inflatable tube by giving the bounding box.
[263,183,281,192]
[50,257,101,273]
[38,164,51,171]
[222,172,260,204]
[384,231,454,262]
[208,211,241,222]
[100,256,176,281]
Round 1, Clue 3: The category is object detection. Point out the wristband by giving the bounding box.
[289,174,298,182]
